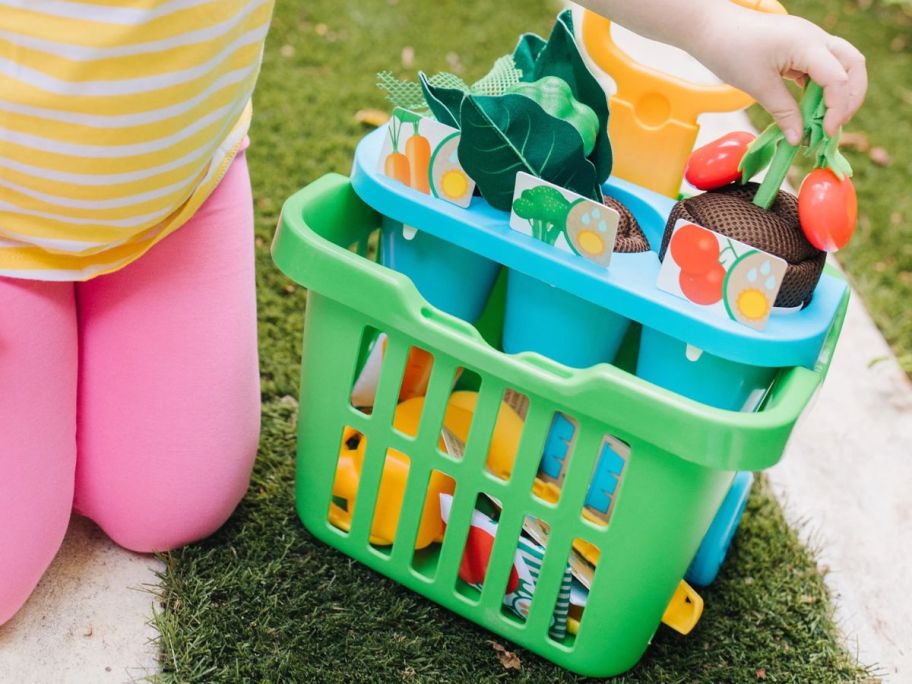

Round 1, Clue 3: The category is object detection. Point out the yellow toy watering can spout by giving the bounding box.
[581,0,787,198]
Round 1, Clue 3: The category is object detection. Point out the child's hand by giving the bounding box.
[576,1,867,144]
[693,5,867,144]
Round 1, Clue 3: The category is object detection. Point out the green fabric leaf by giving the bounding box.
[513,33,547,79]
[512,10,613,182]
[458,93,602,212]
[821,132,853,179]
[740,139,778,183]
[419,72,463,129]
[739,123,783,182]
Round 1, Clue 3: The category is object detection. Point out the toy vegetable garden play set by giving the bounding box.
[272,8,855,678]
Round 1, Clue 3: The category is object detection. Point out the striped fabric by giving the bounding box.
[0,0,274,280]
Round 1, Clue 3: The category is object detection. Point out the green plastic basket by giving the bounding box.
[272,173,849,677]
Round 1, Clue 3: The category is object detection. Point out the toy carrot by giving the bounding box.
[406,120,431,194]
[384,116,411,186]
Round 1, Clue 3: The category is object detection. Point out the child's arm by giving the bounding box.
[575,0,867,144]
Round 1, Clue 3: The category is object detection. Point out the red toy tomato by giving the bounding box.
[685,131,756,191]
[798,168,858,252]
[670,223,721,275]
[680,263,725,305]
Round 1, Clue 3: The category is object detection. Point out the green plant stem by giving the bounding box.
[752,139,800,210]
[752,82,824,210]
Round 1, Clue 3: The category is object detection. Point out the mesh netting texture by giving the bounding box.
[378,56,523,112]
[659,183,826,307]
[607,197,649,253]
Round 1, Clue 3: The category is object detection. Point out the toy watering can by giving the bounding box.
[581,0,787,198]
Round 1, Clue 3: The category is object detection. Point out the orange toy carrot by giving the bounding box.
[385,116,411,186]
[406,121,431,194]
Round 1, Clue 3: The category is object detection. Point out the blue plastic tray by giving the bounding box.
[351,126,846,370]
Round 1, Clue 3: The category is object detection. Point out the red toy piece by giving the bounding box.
[798,168,858,252]
[670,222,721,274]
[684,132,756,191]
[680,264,725,305]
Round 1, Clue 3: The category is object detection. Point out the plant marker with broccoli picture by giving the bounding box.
[512,184,571,245]
[509,173,622,268]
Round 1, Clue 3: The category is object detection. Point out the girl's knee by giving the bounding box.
[92,491,246,554]
[76,433,259,554]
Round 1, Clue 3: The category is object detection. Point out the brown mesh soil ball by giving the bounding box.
[659,183,825,307]
[606,196,649,253]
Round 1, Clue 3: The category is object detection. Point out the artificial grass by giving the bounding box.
[154,0,875,681]
[747,0,912,373]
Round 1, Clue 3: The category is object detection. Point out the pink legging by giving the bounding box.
[0,151,261,626]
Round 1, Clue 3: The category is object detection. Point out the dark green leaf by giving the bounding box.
[419,72,463,129]
[510,9,613,182]
[458,94,602,211]
[512,33,547,79]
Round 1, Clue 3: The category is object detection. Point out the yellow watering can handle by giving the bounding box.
[581,0,787,197]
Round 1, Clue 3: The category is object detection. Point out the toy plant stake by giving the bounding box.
[512,184,571,244]
[738,81,857,251]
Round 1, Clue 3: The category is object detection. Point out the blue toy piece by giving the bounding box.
[685,471,755,587]
[540,411,751,586]
[504,271,631,368]
[381,217,501,322]
[540,412,626,517]
[637,329,777,410]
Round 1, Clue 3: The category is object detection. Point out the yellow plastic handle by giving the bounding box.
[581,0,787,197]
[661,580,704,635]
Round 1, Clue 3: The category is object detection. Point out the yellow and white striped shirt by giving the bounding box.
[0,0,274,280]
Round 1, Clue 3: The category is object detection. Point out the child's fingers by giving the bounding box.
[824,36,867,133]
[783,69,807,88]
[758,77,804,145]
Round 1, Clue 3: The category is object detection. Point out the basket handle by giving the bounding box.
[580,0,787,197]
